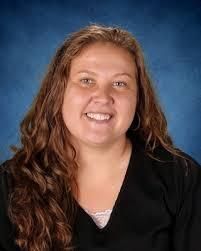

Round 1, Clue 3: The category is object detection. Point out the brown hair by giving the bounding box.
[8,24,186,251]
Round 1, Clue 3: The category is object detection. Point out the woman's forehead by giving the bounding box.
[69,42,137,77]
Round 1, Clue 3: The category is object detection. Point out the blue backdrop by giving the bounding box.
[0,0,200,164]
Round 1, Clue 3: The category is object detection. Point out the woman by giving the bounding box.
[0,24,200,251]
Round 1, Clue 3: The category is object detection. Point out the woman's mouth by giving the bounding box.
[85,112,113,123]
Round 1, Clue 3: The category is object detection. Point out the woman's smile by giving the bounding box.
[84,112,114,125]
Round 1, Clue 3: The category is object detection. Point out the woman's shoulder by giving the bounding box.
[0,159,12,188]
[0,159,15,213]
[0,159,16,222]
[137,145,200,217]
[0,160,19,249]
[0,159,14,193]
[145,144,200,187]
[129,133,200,181]
[151,145,200,174]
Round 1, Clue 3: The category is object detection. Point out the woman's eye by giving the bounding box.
[80,78,94,85]
[113,81,127,87]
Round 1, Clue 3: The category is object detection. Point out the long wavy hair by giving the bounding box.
[7,24,186,251]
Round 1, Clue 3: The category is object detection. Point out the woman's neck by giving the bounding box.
[74,136,132,180]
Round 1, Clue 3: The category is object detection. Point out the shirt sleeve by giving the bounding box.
[173,153,201,251]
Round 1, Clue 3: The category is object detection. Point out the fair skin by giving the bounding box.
[62,42,138,211]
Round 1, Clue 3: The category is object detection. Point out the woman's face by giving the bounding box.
[62,42,138,147]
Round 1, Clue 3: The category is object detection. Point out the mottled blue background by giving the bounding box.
[0,0,200,164]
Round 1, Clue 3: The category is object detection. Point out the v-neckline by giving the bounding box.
[74,138,138,232]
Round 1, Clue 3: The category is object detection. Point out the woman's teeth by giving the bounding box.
[86,113,111,121]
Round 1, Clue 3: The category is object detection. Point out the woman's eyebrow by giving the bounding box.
[113,73,134,79]
[76,70,134,79]
[76,70,97,75]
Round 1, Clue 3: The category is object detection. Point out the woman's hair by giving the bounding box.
[8,24,186,251]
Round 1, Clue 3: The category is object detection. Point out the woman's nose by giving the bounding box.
[92,85,114,104]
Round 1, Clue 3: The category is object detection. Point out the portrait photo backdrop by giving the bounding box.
[0,0,201,164]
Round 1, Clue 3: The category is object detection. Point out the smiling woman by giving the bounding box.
[62,42,137,148]
[0,24,201,251]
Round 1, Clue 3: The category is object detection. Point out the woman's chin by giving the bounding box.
[85,137,113,146]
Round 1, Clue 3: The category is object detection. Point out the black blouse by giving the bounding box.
[0,138,201,251]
